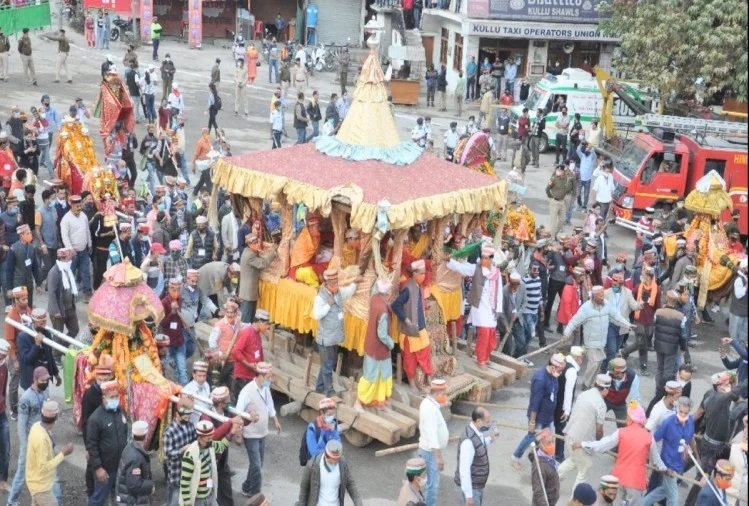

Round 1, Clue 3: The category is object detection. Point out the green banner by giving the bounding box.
[0,3,52,35]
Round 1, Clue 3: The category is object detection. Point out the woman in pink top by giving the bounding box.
[84,11,96,48]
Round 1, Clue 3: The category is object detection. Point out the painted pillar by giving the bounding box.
[188,0,202,49]
[140,0,153,44]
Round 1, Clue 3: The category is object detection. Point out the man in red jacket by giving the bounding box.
[231,308,270,400]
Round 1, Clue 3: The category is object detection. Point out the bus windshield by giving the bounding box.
[615,142,649,179]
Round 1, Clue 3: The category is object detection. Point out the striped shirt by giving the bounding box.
[523,276,543,314]
[179,439,229,502]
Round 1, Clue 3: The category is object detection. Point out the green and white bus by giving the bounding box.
[510,68,659,152]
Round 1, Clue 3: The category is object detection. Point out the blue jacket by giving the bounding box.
[305,420,341,460]
[17,329,59,390]
[722,339,748,385]
[527,366,559,425]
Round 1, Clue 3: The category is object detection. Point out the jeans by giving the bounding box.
[130,95,143,122]
[310,120,320,139]
[166,482,179,506]
[458,486,483,506]
[604,324,623,366]
[466,76,476,100]
[178,153,190,184]
[194,168,213,196]
[71,249,92,295]
[169,342,188,385]
[413,7,422,28]
[522,312,538,351]
[272,130,282,149]
[88,472,116,505]
[240,300,256,324]
[502,321,526,358]
[152,38,160,60]
[513,421,554,459]
[315,343,338,396]
[144,94,156,122]
[8,438,27,503]
[580,180,592,209]
[417,448,440,506]
[145,160,157,196]
[37,138,52,176]
[295,127,307,144]
[242,437,265,495]
[268,59,278,83]
[0,414,8,482]
[641,473,678,506]
[97,29,107,49]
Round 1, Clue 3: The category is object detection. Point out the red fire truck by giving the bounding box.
[606,115,748,235]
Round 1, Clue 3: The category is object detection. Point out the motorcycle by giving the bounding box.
[110,16,133,43]
[313,44,335,72]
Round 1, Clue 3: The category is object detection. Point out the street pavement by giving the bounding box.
[0,26,733,505]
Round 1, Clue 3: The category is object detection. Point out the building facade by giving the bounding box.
[420,0,618,96]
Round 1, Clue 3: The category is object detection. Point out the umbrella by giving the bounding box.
[459,131,491,166]
[88,260,165,335]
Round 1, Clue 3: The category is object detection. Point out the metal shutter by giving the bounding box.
[314,0,361,45]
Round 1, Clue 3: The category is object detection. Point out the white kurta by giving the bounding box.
[447,259,503,328]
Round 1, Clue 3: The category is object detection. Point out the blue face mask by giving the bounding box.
[158,203,166,211]
[478,425,491,433]
[612,286,621,293]
[324,415,335,424]
[263,379,271,389]
[7,208,17,216]
[106,398,119,411]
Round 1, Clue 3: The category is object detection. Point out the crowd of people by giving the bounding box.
[0,17,747,506]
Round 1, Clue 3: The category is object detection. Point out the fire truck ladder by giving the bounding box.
[638,113,749,137]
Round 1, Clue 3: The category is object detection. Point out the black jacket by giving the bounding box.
[81,383,102,440]
[85,405,129,474]
[115,442,154,505]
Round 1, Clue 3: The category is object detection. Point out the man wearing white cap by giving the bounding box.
[311,268,357,397]
[197,260,240,309]
[232,307,270,400]
[5,224,42,308]
[16,309,61,391]
[558,374,611,490]
[4,286,31,419]
[47,248,80,341]
[562,285,632,389]
[646,380,683,432]
[499,271,528,361]
[554,346,585,461]
[179,420,230,505]
[418,378,450,506]
[239,233,277,323]
[236,362,282,497]
[7,366,51,505]
[182,361,212,425]
[86,380,128,505]
[356,278,396,409]
[115,420,155,505]
[447,244,503,368]
[26,400,73,505]
[392,260,434,392]
[511,354,564,471]
[185,215,217,270]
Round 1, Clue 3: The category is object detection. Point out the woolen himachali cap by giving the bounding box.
[211,386,230,402]
[195,420,214,436]
[41,400,60,417]
[318,397,336,410]
[595,374,612,388]
[254,308,270,321]
[132,420,149,436]
[192,361,209,373]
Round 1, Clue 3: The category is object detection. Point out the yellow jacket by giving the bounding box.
[25,422,65,496]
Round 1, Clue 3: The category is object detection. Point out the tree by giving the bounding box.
[600,0,748,103]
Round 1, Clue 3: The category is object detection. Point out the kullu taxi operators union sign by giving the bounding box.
[467,0,609,22]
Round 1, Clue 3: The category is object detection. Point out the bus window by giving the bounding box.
[704,158,726,179]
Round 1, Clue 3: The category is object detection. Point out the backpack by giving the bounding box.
[299,423,320,466]
[214,93,222,111]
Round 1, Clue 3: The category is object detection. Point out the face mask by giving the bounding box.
[612,286,621,293]
[41,415,57,425]
[38,381,50,391]
[602,494,615,504]
[106,398,120,411]
[263,379,271,389]
[715,477,732,490]
[171,252,180,259]
[158,203,165,211]
[324,415,335,424]
[434,394,449,406]
[541,443,556,456]
[478,425,491,433]
[677,414,689,423]
[7,208,17,216]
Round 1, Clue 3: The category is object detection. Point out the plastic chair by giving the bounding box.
[253,20,264,40]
